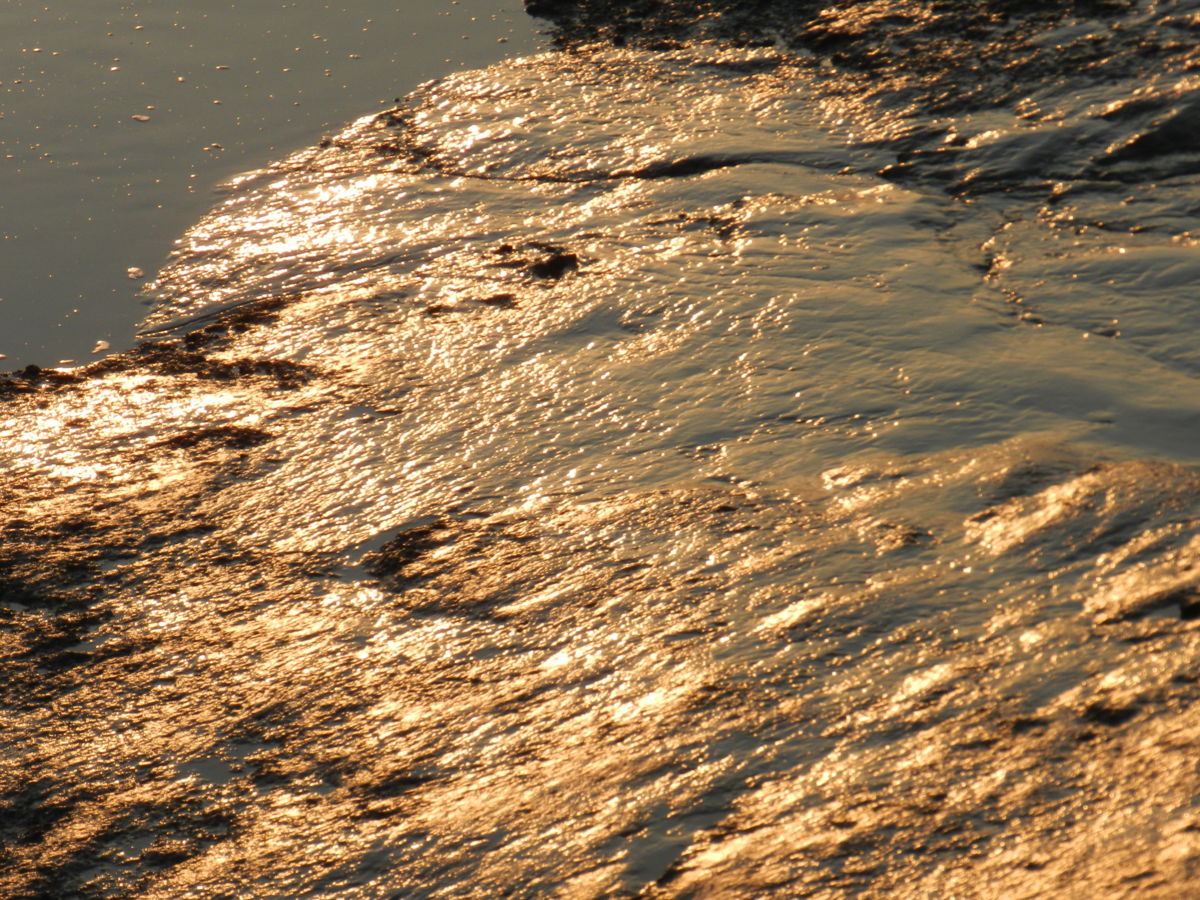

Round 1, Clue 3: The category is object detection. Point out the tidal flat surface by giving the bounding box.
[2,0,1200,897]
[0,0,541,366]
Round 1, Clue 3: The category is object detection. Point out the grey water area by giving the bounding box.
[0,0,543,368]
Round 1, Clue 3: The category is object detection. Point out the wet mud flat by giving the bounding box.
[4,0,1200,897]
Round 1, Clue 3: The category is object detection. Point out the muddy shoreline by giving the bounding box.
[4,1,1200,896]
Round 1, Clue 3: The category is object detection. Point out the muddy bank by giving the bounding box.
[4,1,1200,897]
[5,299,1200,897]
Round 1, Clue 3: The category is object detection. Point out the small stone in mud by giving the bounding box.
[1081,703,1139,728]
[475,293,517,308]
[0,364,83,398]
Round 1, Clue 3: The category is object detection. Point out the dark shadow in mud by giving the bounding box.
[0,351,330,894]
[364,515,541,619]
[2,780,238,900]
[0,294,312,721]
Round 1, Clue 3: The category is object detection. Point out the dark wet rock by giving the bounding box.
[475,292,518,308]
[527,251,579,280]
[1082,702,1139,727]
[487,241,582,280]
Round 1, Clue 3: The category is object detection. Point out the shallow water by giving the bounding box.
[3,1,1200,897]
[0,0,541,366]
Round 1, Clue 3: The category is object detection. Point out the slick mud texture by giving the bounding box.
[5,2,1200,898]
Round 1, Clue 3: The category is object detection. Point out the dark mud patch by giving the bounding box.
[366,520,458,585]
[154,425,276,452]
[365,515,547,618]
[476,292,518,309]
[1,294,313,403]
[527,251,579,280]
[0,365,84,398]
[622,156,740,180]
[0,497,157,612]
[489,242,582,281]
[525,0,1161,108]
[365,492,774,620]
[0,369,292,718]
[1081,702,1139,728]
[90,341,313,389]
[0,475,216,709]
[0,777,240,900]
[173,293,303,349]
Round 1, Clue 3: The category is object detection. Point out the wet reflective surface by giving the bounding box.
[3,1,1200,896]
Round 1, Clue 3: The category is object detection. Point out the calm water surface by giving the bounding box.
[0,0,542,366]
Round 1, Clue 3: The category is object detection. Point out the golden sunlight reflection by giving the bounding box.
[7,21,1200,898]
